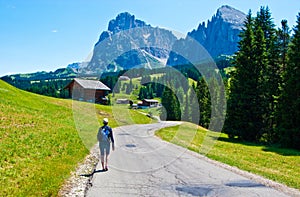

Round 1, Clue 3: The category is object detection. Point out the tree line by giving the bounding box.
[225,7,300,150]
[142,7,300,150]
[1,77,72,98]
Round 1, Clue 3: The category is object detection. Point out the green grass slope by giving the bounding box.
[0,80,153,196]
[0,80,89,196]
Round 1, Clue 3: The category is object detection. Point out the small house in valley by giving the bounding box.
[64,78,111,104]
[118,76,130,81]
[116,99,130,104]
[141,99,159,107]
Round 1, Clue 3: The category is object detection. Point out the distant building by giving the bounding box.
[116,99,130,104]
[64,78,110,104]
[131,104,138,109]
[119,76,130,81]
[141,99,159,107]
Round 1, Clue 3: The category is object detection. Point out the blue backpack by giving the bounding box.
[98,126,110,142]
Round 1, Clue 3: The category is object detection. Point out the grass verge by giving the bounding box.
[156,122,300,190]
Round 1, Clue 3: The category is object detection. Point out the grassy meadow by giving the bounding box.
[0,80,153,196]
[2,75,299,195]
[156,122,300,190]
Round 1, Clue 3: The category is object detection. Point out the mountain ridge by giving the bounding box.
[83,12,177,75]
[167,5,246,66]
[3,5,246,78]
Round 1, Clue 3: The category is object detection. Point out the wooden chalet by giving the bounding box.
[116,99,130,104]
[141,99,159,107]
[64,78,111,104]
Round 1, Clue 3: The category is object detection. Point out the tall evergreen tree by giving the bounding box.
[138,86,146,100]
[147,84,154,99]
[197,78,211,128]
[161,86,181,121]
[255,7,281,140]
[273,20,291,143]
[125,79,133,94]
[224,11,262,141]
[277,13,300,149]
[252,24,268,139]
[208,76,226,132]
[182,92,190,122]
[189,86,199,124]
[277,20,291,72]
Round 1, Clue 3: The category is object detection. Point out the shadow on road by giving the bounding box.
[80,169,106,177]
[175,180,265,196]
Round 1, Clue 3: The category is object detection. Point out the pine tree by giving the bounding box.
[146,84,154,99]
[277,20,291,71]
[113,80,121,93]
[252,24,268,139]
[189,86,199,124]
[277,13,300,149]
[125,79,133,94]
[273,20,291,143]
[224,11,262,141]
[255,7,281,140]
[208,76,226,132]
[138,86,146,100]
[161,86,181,121]
[182,92,190,121]
[197,78,211,128]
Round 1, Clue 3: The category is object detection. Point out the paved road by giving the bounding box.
[86,122,291,197]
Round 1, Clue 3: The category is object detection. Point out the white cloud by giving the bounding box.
[51,29,58,33]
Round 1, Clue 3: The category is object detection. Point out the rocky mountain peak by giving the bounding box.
[96,12,150,44]
[167,5,246,66]
[83,12,177,75]
[108,12,149,34]
[81,5,247,74]
[215,5,246,29]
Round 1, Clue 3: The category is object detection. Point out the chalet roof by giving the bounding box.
[119,76,130,81]
[143,99,159,103]
[66,78,111,91]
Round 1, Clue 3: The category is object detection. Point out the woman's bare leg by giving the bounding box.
[105,154,109,170]
[101,155,105,170]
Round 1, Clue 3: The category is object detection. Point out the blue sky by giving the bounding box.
[0,0,299,77]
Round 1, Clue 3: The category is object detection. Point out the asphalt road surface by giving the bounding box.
[86,122,292,197]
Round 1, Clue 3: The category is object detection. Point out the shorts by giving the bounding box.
[99,141,110,155]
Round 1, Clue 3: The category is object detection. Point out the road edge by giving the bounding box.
[58,144,99,197]
[156,133,300,197]
[59,122,300,197]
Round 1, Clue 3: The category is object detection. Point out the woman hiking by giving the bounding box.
[97,118,115,171]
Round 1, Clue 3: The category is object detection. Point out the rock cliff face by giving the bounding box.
[82,12,177,75]
[167,5,246,66]
[80,6,246,75]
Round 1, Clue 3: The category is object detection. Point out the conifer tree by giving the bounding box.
[255,7,281,139]
[197,78,211,128]
[224,11,261,140]
[277,13,300,149]
[273,20,291,143]
[125,79,133,94]
[208,76,226,132]
[161,86,181,121]
[277,20,291,71]
[252,24,268,139]
[189,86,199,124]
[182,93,190,122]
